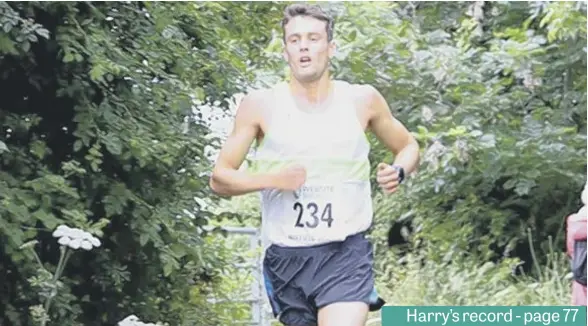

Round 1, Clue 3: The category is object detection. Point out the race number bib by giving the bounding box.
[291,184,336,229]
[293,201,333,229]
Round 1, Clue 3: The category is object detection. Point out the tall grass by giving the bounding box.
[373,236,572,307]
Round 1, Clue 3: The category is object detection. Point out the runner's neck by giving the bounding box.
[288,74,333,105]
[288,78,335,112]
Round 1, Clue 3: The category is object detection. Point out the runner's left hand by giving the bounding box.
[376,163,400,194]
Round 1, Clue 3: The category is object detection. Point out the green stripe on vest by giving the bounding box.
[248,159,371,182]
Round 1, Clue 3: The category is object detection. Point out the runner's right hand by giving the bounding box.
[271,164,306,191]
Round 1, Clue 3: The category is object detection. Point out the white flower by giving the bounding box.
[118,315,140,326]
[117,315,165,326]
[52,225,101,251]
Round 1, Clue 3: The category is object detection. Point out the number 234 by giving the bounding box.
[294,202,333,228]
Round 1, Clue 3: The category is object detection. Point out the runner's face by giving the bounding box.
[283,16,334,83]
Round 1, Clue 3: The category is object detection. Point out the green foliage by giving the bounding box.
[0,1,276,325]
[325,1,587,266]
[189,233,263,326]
[372,240,571,307]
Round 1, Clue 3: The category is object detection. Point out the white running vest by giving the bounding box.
[250,80,373,248]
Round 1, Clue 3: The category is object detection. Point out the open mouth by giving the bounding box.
[300,56,311,66]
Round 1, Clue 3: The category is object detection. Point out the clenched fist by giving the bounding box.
[376,163,401,194]
[272,164,307,191]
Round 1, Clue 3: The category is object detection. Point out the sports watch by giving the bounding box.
[391,165,405,184]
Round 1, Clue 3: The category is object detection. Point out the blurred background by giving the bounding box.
[0,1,586,326]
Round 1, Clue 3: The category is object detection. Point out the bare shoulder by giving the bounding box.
[338,81,381,103]
[234,86,275,125]
[236,88,266,115]
[338,81,389,119]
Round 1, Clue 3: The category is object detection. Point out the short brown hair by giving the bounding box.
[281,3,334,42]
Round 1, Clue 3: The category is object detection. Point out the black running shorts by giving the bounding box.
[262,232,385,326]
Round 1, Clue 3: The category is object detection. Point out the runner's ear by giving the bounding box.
[328,40,337,59]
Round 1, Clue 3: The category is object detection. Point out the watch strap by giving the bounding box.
[390,165,405,184]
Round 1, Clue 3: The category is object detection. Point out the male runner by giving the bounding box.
[210,3,420,326]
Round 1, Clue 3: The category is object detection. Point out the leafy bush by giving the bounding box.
[0,2,278,325]
[329,0,587,266]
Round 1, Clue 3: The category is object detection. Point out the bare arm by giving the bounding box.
[209,92,277,197]
[365,85,420,175]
